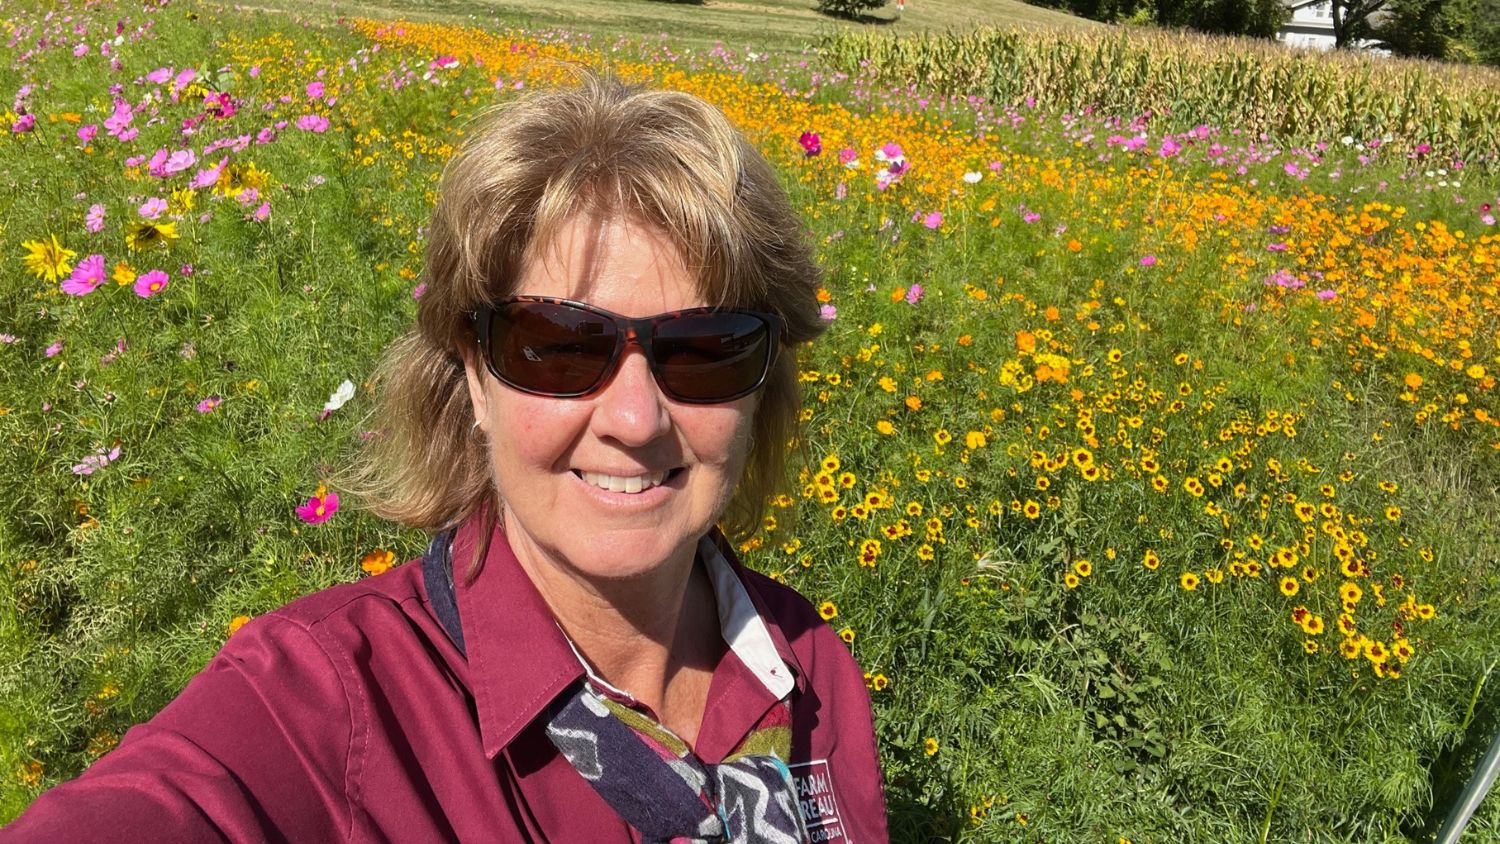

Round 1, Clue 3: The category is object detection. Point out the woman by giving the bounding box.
[6,76,888,842]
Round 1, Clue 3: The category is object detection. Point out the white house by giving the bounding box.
[1279,0,1338,49]
[1277,0,1387,50]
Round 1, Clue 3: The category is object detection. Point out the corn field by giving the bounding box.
[820,27,1500,163]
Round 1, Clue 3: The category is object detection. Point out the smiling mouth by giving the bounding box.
[572,468,683,494]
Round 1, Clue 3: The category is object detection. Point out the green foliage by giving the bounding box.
[1373,0,1452,57]
[1448,0,1500,65]
[1155,0,1288,38]
[817,0,890,19]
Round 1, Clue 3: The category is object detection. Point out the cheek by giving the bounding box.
[688,402,758,473]
[486,391,582,477]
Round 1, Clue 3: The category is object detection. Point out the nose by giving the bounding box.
[590,345,672,447]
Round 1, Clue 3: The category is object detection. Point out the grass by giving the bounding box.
[232,0,1097,55]
[2,0,1498,840]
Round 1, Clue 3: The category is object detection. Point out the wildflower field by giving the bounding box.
[2,0,1499,840]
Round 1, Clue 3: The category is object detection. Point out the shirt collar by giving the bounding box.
[699,534,796,700]
[451,516,797,760]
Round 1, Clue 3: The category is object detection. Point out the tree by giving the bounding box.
[1449,0,1500,64]
[816,0,887,18]
[1372,0,1450,57]
[1328,0,1387,47]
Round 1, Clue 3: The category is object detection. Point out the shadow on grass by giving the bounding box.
[886,776,970,842]
[1408,665,1500,842]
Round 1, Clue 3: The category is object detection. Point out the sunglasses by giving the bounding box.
[470,296,782,404]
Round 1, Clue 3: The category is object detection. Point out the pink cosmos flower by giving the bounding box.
[72,445,121,476]
[85,203,106,233]
[1140,255,1157,267]
[147,148,171,177]
[295,486,340,524]
[62,254,107,296]
[1316,289,1337,301]
[819,304,837,322]
[253,203,271,222]
[922,211,942,230]
[134,269,169,298]
[100,338,127,367]
[296,114,329,133]
[798,131,821,157]
[189,157,227,190]
[412,283,427,299]
[1158,137,1181,158]
[77,124,98,144]
[10,113,35,133]
[306,80,325,99]
[145,67,174,84]
[905,284,924,305]
[164,149,196,174]
[45,340,64,358]
[196,395,223,413]
[138,197,167,219]
[104,102,133,137]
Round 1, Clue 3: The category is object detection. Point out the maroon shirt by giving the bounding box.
[5,517,889,843]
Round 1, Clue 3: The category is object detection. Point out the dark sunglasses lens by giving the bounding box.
[490,302,617,395]
[652,312,772,402]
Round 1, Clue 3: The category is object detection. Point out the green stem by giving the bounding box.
[1259,770,1286,844]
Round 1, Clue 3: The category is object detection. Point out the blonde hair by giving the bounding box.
[348,73,825,580]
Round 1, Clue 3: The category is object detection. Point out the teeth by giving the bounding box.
[581,469,669,494]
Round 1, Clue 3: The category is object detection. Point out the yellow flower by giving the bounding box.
[361,548,395,576]
[125,219,180,252]
[965,431,987,450]
[112,261,137,286]
[21,234,75,282]
[1180,572,1200,590]
[818,601,838,621]
[838,627,855,644]
[905,396,923,411]
[933,428,952,446]
[1074,559,1092,577]
[924,737,939,756]
[227,614,252,636]
[870,673,889,691]
[875,420,895,435]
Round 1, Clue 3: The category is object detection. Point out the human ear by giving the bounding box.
[457,341,491,436]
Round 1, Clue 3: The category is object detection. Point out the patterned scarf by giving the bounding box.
[545,679,809,844]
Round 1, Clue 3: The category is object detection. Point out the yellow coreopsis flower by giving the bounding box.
[21,234,75,282]
[125,219,179,252]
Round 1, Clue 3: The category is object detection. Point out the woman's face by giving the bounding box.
[460,212,758,582]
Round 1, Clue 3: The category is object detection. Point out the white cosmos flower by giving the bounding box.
[323,379,356,413]
[963,171,983,184]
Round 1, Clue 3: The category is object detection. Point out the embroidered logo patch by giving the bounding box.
[790,760,848,842]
